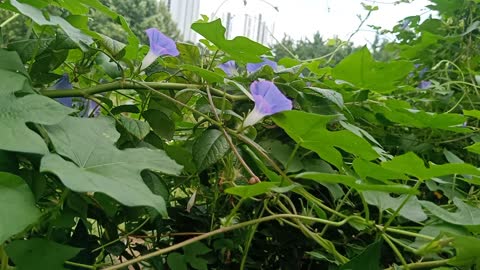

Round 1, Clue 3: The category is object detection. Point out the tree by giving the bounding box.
[0,0,179,45]
[90,0,179,44]
[272,32,355,64]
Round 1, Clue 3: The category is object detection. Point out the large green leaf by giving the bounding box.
[9,0,93,47]
[448,235,480,267]
[339,240,382,270]
[0,172,41,244]
[6,238,81,270]
[192,129,230,172]
[420,198,480,231]
[40,117,182,216]
[332,47,413,93]
[191,19,270,63]
[381,152,480,180]
[296,172,416,194]
[363,191,427,222]
[273,111,378,169]
[0,53,74,154]
[225,182,278,198]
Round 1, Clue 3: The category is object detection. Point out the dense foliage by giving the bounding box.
[0,0,480,269]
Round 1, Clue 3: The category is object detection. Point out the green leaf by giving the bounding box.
[353,158,408,183]
[191,19,271,63]
[167,252,188,270]
[192,129,230,172]
[273,110,378,169]
[296,172,417,194]
[363,191,427,222]
[332,47,413,93]
[225,182,277,198]
[420,198,480,231]
[40,117,182,216]
[339,240,382,270]
[0,172,41,244]
[449,234,480,266]
[463,109,480,119]
[143,110,175,140]
[259,140,303,173]
[0,68,74,154]
[6,239,80,270]
[466,142,480,155]
[308,87,345,109]
[182,64,225,83]
[177,42,201,65]
[118,116,151,140]
[381,152,480,180]
[184,242,211,270]
[10,0,93,47]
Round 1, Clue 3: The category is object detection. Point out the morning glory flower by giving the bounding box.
[51,74,100,117]
[140,28,179,70]
[52,74,73,107]
[418,80,432,89]
[246,58,277,73]
[218,60,238,76]
[243,80,292,127]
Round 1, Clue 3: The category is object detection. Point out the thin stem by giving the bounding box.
[205,86,259,181]
[0,13,20,28]
[381,233,409,269]
[64,261,95,269]
[239,205,265,270]
[383,259,451,270]
[0,245,8,270]
[383,180,422,230]
[92,218,150,253]
[102,214,361,270]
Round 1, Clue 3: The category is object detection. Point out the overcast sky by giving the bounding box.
[199,0,433,45]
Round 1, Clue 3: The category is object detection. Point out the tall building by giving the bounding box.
[165,0,200,42]
[219,12,273,45]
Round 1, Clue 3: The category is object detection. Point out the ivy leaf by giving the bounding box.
[118,116,151,140]
[448,235,480,267]
[296,172,417,194]
[332,47,413,93]
[339,240,382,270]
[167,252,188,270]
[420,198,480,231]
[273,110,378,169]
[184,242,211,270]
[308,87,345,109]
[0,172,41,244]
[225,182,278,198]
[0,59,74,154]
[193,129,230,172]
[363,191,427,222]
[191,19,271,63]
[6,238,81,270]
[381,152,480,180]
[40,117,182,216]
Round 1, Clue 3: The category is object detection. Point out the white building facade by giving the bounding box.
[165,0,200,42]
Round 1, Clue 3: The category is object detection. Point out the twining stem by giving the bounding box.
[383,259,451,270]
[0,245,8,270]
[92,218,150,253]
[382,180,422,231]
[381,233,409,269]
[64,261,96,269]
[40,80,248,101]
[102,214,362,270]
[205,86,259,181]
[0,13,20,28]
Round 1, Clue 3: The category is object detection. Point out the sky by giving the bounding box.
[199,0,433,45]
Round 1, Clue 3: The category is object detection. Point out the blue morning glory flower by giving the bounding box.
[52,74,73,107]
[218,60,238,76]
[141,28,179,70]
[246,58,277,73]
[243,80,292,127]
[418,80,432,89]
[80,100,101,118]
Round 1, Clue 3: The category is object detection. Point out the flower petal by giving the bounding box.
[52,74,73,107]
[250,81,292,115]
[246,58,277,73]
[145,28,179,57]
[218,60,237,76]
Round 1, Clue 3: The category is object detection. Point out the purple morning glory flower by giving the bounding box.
[80,99,101,117]
[52,74,73,107]
[140,28,179,70]
[218,60,238,76]
[243,81,292,127]
[246,58,277,73]
[418,80,432,89]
